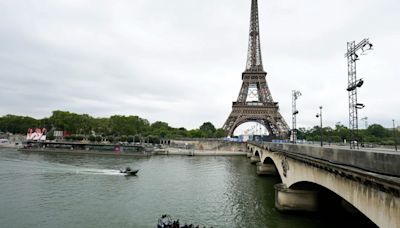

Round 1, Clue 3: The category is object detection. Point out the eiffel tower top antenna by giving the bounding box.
[246,0,264,72]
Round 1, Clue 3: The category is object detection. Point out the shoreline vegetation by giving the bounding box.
[0,110,225,144]
[0,110,399,146]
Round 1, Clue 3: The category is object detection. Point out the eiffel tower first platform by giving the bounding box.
[222,0,289,138]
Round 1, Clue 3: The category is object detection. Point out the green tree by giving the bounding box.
[214,128,226,138]
[199,122,216,138]
[367,124,389,138]
[0,115,39,134]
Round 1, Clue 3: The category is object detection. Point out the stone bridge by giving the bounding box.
[247,142,400,228]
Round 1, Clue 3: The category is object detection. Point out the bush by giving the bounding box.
[120,136,128,142]
[64,135,73,141]
[329,136,342,143]
[106,136,114,143]
[88,135,96,142]
[75,135,84,141]
[95,136,102,142]
[380,139,395,145]
[134,135,141,143]
[146,135,160,144]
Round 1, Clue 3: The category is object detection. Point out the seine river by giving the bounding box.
[0,148,372,228]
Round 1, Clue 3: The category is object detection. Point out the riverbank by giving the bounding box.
[18,148,151,157]
[154,148,246,156]
[17,140,247,157]
[19,147,246,157]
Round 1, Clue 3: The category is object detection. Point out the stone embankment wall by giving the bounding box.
[170,139,246,152]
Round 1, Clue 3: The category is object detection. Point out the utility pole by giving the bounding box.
[345,38,373,149]
[393,120,398,152]
[361,117,369,129]
[316,106,323,147]
[292,90,301,144]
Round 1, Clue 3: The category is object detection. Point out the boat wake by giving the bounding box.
[0,156,128,176]
[68,168,125,176]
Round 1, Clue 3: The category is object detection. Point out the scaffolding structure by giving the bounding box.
[345,39,373,149]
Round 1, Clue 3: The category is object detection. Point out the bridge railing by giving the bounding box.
[248,141,400,177]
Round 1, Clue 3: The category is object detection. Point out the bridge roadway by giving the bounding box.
[247,141,400,228]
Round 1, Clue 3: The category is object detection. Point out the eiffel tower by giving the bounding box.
[222,0,289,138]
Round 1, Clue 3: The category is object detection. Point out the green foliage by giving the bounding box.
[106,136,114,143]
[2,110,399,145]
[199,122,216,137]
[134,135,141,143]
[47,130,55,141]
[214,128,226,138]
[300,123,395,145]
[0,115,40,134]
[119,135,128,142]
[88,135,96,142]
[146,135,159,144]
[95,136,102,142]
[367,124,390,138]
[109,115,149,136]
[64,135,84,141]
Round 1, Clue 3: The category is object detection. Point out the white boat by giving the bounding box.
[0,139,11,147]
[0,139,20,148]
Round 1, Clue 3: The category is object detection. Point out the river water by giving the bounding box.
[0,148,369,227]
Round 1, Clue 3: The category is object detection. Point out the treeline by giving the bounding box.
[295,123,398,145]
[1,111,396,145]
[0,110,225,141]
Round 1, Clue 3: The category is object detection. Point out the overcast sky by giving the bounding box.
[0,0,399,132]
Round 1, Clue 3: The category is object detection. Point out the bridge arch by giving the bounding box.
[230,119,271,137]
[262,157,275,164]
[288,181,375,226]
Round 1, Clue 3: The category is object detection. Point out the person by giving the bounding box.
[27,128,33,140]
[40,128,47,141]
[31,128,42,141]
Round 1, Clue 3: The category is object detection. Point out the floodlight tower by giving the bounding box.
[345,38,373,149]
[292,90,302,144]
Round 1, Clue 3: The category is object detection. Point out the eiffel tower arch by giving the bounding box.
[222,0,289,138]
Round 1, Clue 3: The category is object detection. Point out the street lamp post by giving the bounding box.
[316,106,323,147]
[292,90,302,144]
[393,120,398,152]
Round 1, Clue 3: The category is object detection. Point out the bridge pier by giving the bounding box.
[250,156,260,164]
[246,152,252,158]
[274,184,318,212]
[256,162,278,176]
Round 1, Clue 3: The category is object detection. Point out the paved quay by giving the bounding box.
[156,148,246,156]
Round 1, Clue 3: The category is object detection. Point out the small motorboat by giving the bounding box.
[120,167,139,176]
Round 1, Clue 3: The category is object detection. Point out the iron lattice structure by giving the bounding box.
[347,41,359,149]
[222,0,289,138]
[345,38,372,149]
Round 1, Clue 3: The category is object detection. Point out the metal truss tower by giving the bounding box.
[222,0,289,138]
[345,39,373,149]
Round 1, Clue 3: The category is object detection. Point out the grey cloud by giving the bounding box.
[0,0,399,130]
